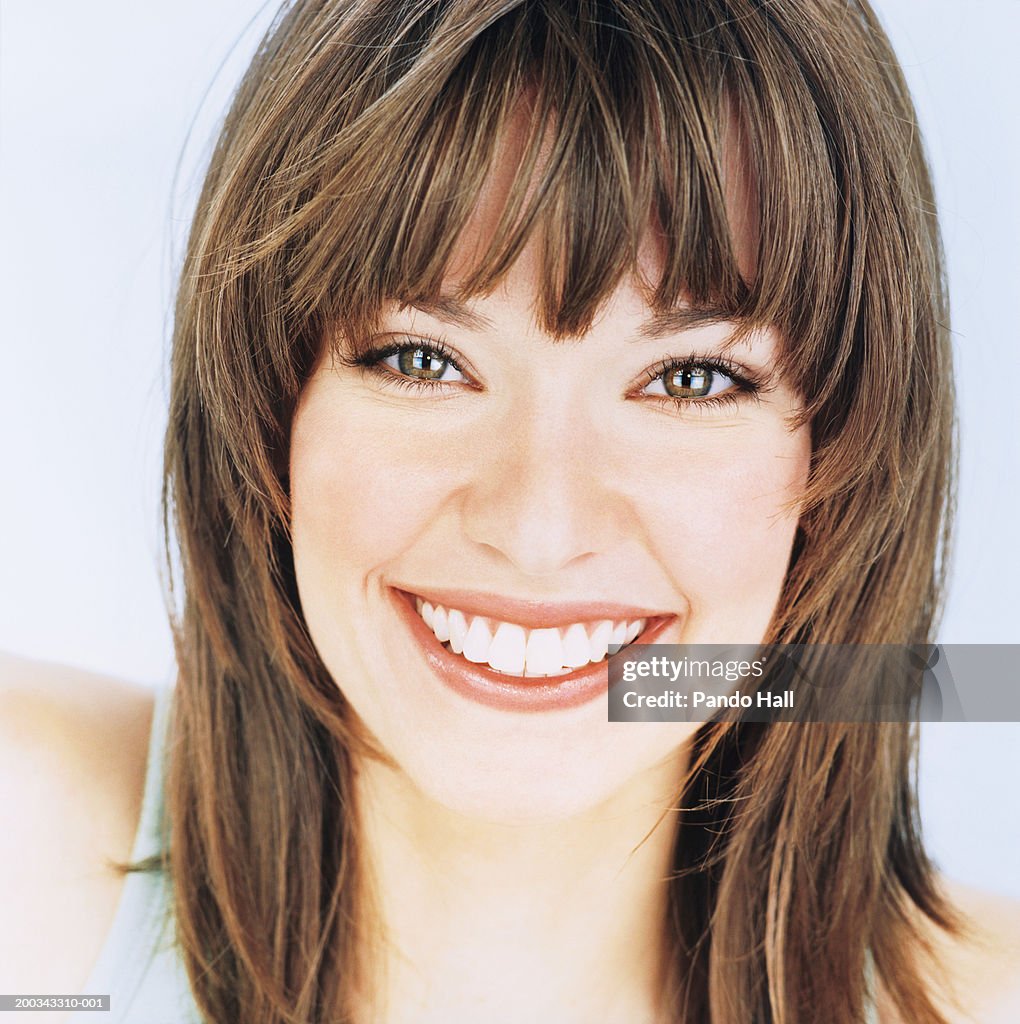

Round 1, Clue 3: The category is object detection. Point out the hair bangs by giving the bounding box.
[278,0,849,355]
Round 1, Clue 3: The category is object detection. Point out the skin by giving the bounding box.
[289,114,811,1015]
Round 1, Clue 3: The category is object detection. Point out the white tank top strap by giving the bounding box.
[77,681,203,1022]
[864,948,881,1023]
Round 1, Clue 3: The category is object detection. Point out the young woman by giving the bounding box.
[2,1,1018,1022]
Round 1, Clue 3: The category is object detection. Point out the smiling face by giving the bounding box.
[289,220,811,820]
[287,80,810,819]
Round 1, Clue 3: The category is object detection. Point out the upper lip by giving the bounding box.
[392,586,672,629]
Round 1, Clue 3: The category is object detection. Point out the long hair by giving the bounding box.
[157,1,958,1021]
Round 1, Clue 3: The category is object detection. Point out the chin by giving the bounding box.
[373,717,697,827]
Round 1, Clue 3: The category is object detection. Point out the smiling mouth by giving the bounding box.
[391,588,676,711]
[411,595,649,677]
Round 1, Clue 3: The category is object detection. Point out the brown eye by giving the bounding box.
[378,341,468,384]
[396,347,450,379]
[639,359,746,407]
[663,365,714,398]
[662,364,729,400]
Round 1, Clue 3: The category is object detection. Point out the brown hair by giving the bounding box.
[156,1,958,1021]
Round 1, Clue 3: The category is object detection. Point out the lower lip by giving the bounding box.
[390,589,675,713]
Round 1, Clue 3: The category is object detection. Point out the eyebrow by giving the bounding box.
[635,306,739,339]
[399,295,739,339]
[400,296,495,333]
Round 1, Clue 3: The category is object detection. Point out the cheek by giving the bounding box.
[290,401,455,575]
[625,422,810,637]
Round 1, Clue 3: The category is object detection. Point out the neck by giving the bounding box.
[351,752,686,1024]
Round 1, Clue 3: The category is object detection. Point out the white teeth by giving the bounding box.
[525,627,564,677]
[462,616,493,663]
[589,620,612,663]
[432,604,449,642]
[447,608,468,654]
[487,622,527,674]
[608,619,628,654]
[411,597,649,677]
[561,623,592,668]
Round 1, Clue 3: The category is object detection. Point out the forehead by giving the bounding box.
[417,96,760,338]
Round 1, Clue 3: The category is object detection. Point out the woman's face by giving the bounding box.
[290,223,811,822]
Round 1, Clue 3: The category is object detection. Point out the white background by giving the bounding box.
[1,2,1017,896]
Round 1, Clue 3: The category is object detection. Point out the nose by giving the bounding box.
[458,399,626,576]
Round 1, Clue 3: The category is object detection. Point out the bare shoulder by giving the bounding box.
[939,878,1020,1022]
[0,652,157,1000]
[894,877,1020,1024]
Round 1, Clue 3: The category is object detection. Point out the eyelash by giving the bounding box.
[346,334,767,414]
[636,354,766,414]
[346,335,473,394]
